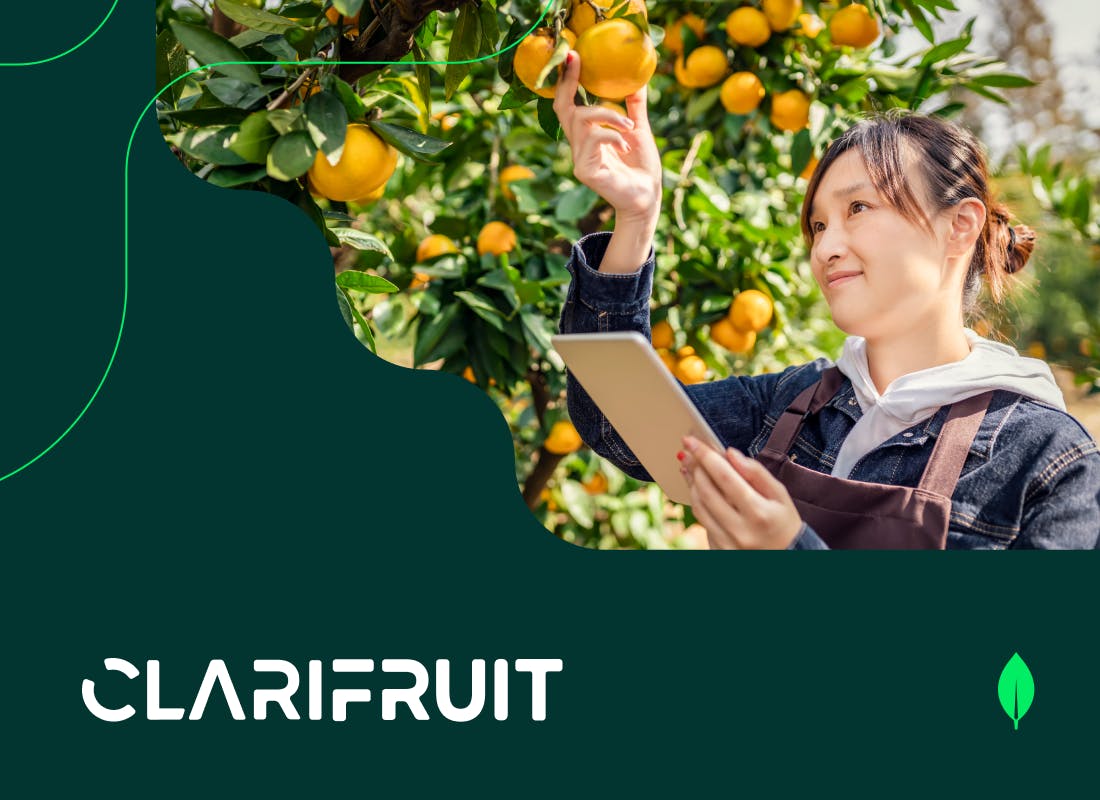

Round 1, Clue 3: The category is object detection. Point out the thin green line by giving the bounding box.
[0,1,556,483]
[0,0,119,67]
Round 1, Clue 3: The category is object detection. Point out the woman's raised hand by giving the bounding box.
[553,50,662,227]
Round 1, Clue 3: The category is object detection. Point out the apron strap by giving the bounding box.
[760,367,845,458]
[917,391,994,497]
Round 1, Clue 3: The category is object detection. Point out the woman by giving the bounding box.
[552,51,1100,549]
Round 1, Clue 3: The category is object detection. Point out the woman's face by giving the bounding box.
[806,148,960,341]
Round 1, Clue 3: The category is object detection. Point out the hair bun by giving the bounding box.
[1004,223,1035,275]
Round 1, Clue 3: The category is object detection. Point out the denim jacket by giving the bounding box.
[558,232,1100,550]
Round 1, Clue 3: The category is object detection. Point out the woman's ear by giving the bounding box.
[948,197,987,256]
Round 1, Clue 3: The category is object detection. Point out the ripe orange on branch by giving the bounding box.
[307,124,397,202]
[710,318,757,353]
[514,28,576,99]
[828,3,880,48]
[769,89,811,132]
[575,18,658,100]
[720,71,766,114]
[416,234,458,263]
[729,290,774,333]
[663,13,706,54]
[567,0,648,37]
[545,420,584,454]
[762,0,803,32]
[726,7,771,48]
[674,45,729,89]
[500,164,536,201]
[477,221,518,256]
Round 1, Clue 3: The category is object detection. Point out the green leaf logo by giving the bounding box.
[997,653,1035,730]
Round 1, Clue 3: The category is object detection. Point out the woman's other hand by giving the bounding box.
[553,50,662,233]
[679,436,804,549]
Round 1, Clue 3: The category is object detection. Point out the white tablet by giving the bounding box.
[551,331,725,505]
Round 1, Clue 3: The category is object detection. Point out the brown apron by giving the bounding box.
[754,368,993,549]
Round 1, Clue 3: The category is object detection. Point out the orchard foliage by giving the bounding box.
[156,1,1042,548]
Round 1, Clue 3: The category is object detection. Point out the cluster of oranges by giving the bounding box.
[514,0,657,101]
[651,289,775,384]
[669,1,881,132]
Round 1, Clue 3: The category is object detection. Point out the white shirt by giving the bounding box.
[831,328,1066,478]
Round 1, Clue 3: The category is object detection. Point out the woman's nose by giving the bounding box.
[814,225,847,264]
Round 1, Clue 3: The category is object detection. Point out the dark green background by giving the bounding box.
[0,2,1094,794]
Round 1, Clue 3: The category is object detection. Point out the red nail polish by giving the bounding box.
[565,52,574,66]
[676,451,685,461]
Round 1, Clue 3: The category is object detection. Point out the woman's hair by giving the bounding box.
[800,110,1035,315]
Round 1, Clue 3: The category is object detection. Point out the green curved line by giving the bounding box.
[0,0,119,67]
[0,1,557,484]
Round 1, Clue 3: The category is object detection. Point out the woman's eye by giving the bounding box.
[811,221,825,234]
[849,201,869,215]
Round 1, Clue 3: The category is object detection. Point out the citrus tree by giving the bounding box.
[156,0,1038,548]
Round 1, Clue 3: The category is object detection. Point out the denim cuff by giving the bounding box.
[567,231,655,316]
[788,522,829,550]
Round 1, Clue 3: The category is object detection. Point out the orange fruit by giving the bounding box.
[568,0,648,37]
[410,272,432,290]
[762,0,803,32]
[513,28,577,99]
[308,124,398,202]
[657,348,678,372]
[582,472,609,495]
[500,164,536,201]
[674,44,728,89]
[720,71,766,114]
[1026,341,1047,360]
[477,221,517,256]
[729,289,774,333]
[828,3,880,48]
[575,18,658,100]
[463,365,477,382]
[797,12,826,38]
[770,89,811,132]
[664,13,706,54]
[799,154,819,180]
[675,354,708,384]
[325,6,360,36]
[545,420,584,454]
[725,7,771,48]
[416,233,458,263]
[710,318,757,353]
[651,320,674,349]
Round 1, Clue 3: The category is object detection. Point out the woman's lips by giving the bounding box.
[827,271,862,288]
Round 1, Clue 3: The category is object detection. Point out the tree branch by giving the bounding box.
[337,0,469,85]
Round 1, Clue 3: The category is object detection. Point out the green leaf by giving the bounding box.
[335,284,355,329]
[330,75,367,121]
[537,97,561,140]
[266,131,317,181]
[918,34,971,69]
[558,480,595,527]
[477,269,520,311]
[412,42,433,123]
[169,126,249,166]
[336,271,399,294]
[521,310,553,355]
[339,286,376,352]
[455,290,506,331]
[555,184,598,223]
[791,130,813,178]
[331,0,364,17]
[368,121,451,162]
[997,653,1035,731]
[203,77,270,109]
[267,108,305,134]
[444,3,480,100]
[332,228,392,256]
[216,1,303,34]
[229,111,278,163]
[899,1,935,44]
[967,73,1035,89]
[206,165,269,188]
[163,106,251,126]
[414,302,463,366]
[305,91,349,160]
[155,28,188,105]
[169,20,262,86]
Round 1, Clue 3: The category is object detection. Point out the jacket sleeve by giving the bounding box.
[1013,443,1100,549]
[557,231,800,482]
[788,523,830,550]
